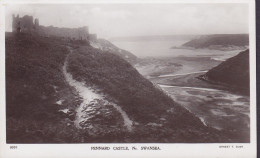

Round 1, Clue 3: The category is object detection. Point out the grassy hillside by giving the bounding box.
[182,34,249,49]
[5,33,87,143]
[67,46,185,123]
[202,49,249,94]
[6,33,245,143]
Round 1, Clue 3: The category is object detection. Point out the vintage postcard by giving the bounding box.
[0,0,256,157]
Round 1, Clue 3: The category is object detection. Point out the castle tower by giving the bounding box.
[12,14,16,32]
[12,14,22,33]
[12,14,35,33]
[34,18,39,30]
[83,26,89,34]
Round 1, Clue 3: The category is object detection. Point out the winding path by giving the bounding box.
[62,48,133,131]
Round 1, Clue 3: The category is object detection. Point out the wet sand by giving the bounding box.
[136,55,250,135]
[159,83,249,131]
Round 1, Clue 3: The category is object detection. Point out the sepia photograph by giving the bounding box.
[0,0,257,157]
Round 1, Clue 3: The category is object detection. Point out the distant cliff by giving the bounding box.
[199,49,249,94]
[180,34,249,50]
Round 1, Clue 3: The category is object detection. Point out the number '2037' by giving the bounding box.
[10,146,17,149]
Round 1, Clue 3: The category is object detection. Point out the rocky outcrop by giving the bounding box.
[90,38,138,64]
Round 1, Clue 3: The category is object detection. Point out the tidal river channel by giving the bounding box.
[112,40,250,135]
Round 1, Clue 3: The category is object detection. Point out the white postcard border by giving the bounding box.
[0,0,256,158]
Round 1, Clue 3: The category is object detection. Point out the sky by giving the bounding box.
[5,3,249,39]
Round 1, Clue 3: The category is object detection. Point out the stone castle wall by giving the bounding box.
[12,14,97,41]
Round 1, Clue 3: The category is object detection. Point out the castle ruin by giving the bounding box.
[12,14,97,41]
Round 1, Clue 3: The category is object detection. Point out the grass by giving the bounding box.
[6,33,84,143]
